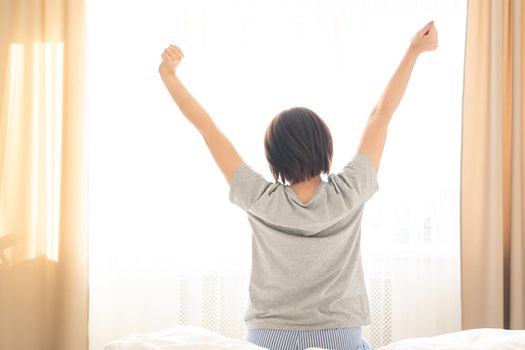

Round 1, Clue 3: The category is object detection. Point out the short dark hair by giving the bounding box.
[264,106,333,185]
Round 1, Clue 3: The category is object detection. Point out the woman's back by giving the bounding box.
[229,152,379,330]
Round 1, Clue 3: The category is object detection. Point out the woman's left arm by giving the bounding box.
[159,45,243,185]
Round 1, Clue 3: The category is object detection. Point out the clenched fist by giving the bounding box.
[159,44,184,77]
[410,21,438,55]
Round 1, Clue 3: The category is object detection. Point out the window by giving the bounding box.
[88,1,466,348]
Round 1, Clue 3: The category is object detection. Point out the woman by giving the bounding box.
[159,20,438,350]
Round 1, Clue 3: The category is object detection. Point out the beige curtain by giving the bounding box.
[0,1,88,349]
[461,0,524,330]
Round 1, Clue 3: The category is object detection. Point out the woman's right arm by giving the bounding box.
[357,20,438,174]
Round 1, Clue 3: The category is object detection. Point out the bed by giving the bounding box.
[102,325,525,350]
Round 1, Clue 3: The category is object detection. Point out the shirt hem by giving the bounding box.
[245,319,371,331]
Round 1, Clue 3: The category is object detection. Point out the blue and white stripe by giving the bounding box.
[245,327,371,350]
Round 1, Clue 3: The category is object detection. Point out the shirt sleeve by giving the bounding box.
[229,162,273,212]
[332,152,379,206]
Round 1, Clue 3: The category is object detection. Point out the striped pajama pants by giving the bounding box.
[245,327,372,350]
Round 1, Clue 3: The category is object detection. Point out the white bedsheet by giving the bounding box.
[376,328,525,350]
[103,325,525,350]
[102,325,269,350]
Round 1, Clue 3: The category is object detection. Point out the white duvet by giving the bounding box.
[102,325,525,350]
[377,328,525,350]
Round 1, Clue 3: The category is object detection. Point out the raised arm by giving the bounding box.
[159,45,243,185]
[357,21,438,174]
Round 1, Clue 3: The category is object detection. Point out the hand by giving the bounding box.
[409,21,438,55]
[159,44,184,77]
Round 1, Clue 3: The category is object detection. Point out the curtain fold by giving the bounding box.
[461,0,525,330]
[0,1,88,349]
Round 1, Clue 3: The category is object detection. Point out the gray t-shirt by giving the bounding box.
[229,152,379,330]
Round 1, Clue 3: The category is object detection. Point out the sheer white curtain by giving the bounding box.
[87,1,466,349]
